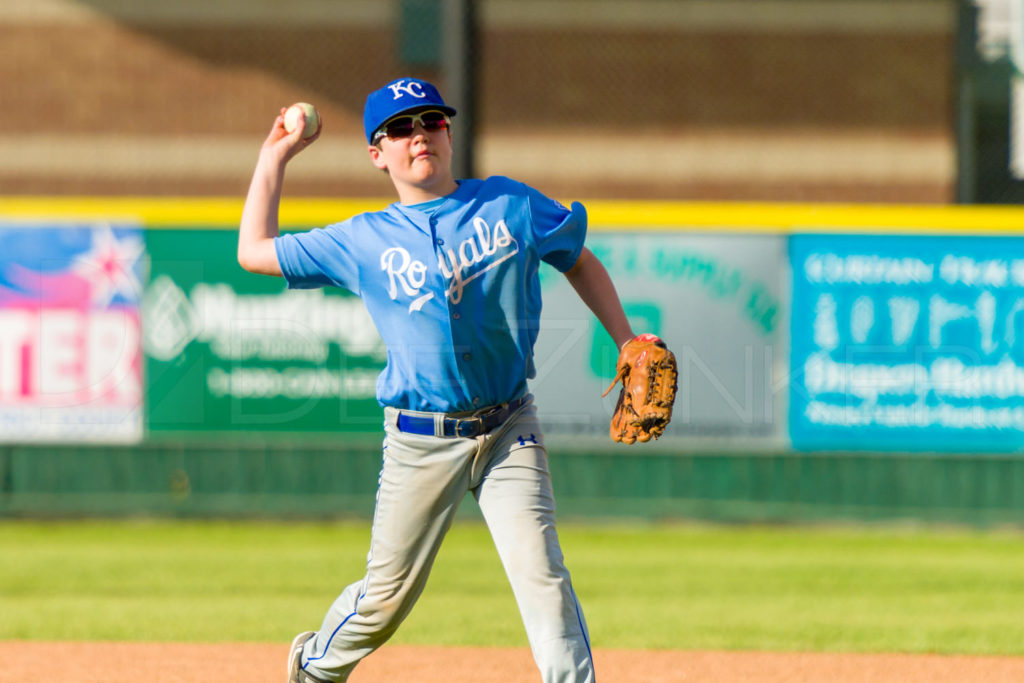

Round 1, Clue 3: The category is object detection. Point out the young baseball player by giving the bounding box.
[239,77,637,683]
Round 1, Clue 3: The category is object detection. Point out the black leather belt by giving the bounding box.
[396,396,528,438]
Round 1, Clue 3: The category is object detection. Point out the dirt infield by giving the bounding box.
[3,642,1024,682]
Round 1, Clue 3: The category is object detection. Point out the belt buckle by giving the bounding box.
[450,399,520,437]
[452,417,483,438]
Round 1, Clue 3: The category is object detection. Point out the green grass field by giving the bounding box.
[2,520,1022,655]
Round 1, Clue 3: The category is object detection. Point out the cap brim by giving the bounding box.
[391,103,457,119]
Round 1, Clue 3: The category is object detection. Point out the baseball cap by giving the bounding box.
[363,78,457,143]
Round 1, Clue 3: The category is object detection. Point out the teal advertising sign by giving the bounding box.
[791,233,1024,452]
[142,230,385,435]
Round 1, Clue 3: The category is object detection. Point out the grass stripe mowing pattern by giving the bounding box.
[1,520,1022,654]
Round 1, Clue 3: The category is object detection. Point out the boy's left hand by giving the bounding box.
[603,334,678,444]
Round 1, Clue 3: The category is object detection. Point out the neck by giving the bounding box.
[396,177,459,205]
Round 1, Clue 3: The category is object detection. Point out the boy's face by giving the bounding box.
[368,111,455,193]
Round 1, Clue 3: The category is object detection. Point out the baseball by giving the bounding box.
[284,102,320,139]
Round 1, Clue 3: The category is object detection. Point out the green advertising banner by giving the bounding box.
[142,230,385,436]
[141,228,786,445]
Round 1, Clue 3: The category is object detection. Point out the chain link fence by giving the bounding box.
[0,0,1018,203]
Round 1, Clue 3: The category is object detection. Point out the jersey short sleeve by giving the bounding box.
[274,222,360,293]
[526,187,588,272]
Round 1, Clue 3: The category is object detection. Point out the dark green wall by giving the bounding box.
[3,443,1022,526]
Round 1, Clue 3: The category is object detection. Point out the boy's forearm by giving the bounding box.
[565,248,635,349]
[238,155,285,274]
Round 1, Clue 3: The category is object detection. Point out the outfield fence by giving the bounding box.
[2,199,1024,524]
[3,443,1024,525]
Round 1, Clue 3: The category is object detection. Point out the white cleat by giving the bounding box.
[286,631,328,683]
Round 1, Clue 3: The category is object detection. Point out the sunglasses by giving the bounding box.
[373,110,451,143]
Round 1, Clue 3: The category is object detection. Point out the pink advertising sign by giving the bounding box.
[0,223,144,442]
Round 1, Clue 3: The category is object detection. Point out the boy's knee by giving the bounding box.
[356,593,407,636]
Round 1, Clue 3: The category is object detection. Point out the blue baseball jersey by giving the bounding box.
[275,176,587,412]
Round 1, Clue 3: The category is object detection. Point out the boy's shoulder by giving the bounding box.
[462,175,542,201]
[311,209,398,244]
[479,175,529,192]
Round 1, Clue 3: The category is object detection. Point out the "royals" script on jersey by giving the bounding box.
[380,216,520,312]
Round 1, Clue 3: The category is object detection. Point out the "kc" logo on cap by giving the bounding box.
[387,79,427,100]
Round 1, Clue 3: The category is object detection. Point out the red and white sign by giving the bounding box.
[0,224,144,442]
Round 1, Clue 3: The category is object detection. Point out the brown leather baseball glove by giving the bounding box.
[603,334,678,443]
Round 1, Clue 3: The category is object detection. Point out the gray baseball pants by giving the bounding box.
[298,399,595,682]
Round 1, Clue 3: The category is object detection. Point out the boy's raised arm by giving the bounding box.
[238,107,321,276]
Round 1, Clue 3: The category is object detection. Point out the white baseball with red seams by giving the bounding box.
[284,103,320,139]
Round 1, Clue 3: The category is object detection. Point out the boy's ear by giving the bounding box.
[368,145,387,170]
